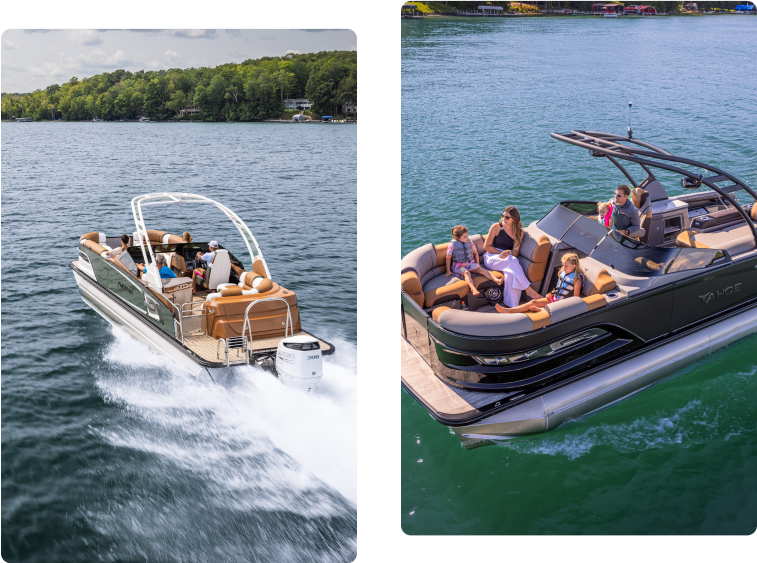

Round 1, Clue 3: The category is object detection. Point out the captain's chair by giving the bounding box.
[631,187,652,242]
[196,249,231,290]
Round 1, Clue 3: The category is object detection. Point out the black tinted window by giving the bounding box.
[562,215,609,255]
[537,204,580,240]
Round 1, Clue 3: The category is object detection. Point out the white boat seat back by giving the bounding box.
[205,249,231,290]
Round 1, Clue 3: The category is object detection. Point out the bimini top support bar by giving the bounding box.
[130,193,271,291]
[551,130,757,246]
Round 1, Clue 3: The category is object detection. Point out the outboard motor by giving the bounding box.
[276,335,323,392]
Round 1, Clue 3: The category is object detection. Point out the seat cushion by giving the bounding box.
[583,294,607,311]
[580,262,617,297]
[525,308,551,330]
[422,275,470,308]
[400,243,437,278]
[472,271,503,289]
[543,296,589,323]
[437,309,532,336]
[431,305,452,323]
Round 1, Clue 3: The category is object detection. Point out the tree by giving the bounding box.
[143,78,163,118]
[130,92,145,116]
[166,90,186,116]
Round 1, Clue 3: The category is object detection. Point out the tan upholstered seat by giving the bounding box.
[525,308,551,330]
[630,187,652,241]
[80,239,109,257]
[676,230,710,249]
[146,230,183,244]
[401,231,553,310]
[422,275,470,308]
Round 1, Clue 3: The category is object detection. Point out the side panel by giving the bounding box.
[82,245,109,281]
[82,248,174,337]
[671,257,757,332]
[107,261,150,315]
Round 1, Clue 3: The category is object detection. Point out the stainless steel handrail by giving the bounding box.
[242,297,293,363]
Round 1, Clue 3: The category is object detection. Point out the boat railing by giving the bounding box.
[242,297,293,361]
[175,300,206,344]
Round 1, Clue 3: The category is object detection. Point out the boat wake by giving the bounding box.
[496,363,754,461]
[85,326,356,562]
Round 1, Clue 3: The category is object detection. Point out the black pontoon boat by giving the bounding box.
[401,130,757,448]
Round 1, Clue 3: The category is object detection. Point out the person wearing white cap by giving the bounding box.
[194,240,219,291]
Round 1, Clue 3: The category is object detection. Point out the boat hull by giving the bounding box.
[403,302,757,449]
[73,266,214,379]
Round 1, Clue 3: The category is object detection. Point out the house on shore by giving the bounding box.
[179,106,201,117]
[285,98,313,111]
[592,3,624,14]
[342,100,357,115]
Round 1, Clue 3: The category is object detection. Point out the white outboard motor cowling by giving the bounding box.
[276,335,323,392]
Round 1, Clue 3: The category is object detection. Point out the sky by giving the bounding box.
[1,29,357,93]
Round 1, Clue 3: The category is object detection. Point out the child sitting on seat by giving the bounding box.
[444,225,502,297]
[496,252,583,313]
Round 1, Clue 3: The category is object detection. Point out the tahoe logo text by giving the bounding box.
[699,283,740,305]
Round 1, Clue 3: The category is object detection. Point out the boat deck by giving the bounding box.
[401,336,481,420]
[184,331,331,363]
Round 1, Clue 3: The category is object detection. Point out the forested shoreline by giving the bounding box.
[408,2,744,14]
[1,50,357,122]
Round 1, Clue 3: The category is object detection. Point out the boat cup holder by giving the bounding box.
[606,292,619,299]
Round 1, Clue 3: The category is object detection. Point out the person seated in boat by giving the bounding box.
[193,240,219,289]
[107,234,131,259]
[182,231,193,244]
[135,253,176,279]
[495,253,583,314]
[444,225,502,297]
[482,206,541,306]
[597,201,613,228]
[611,185,642,237]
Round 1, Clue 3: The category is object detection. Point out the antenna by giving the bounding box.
[627,101,633,139]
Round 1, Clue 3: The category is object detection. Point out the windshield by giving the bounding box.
[589,231,728,277]
[118,250,139,277]
[562,215,609,255]
[537,204,581,239]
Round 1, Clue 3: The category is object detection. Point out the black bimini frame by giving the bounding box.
[551,130,757,246]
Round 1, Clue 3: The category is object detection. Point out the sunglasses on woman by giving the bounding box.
[502,214,511,220]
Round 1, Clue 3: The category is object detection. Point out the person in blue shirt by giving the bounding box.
[136,253,176,279]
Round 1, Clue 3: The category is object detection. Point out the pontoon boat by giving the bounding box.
[401,131,757,448]
[71,193,334,391]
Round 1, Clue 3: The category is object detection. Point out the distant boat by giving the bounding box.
[92,117,103,122]
[15,117,32,122]
[138,117,150,123]
[604,13,619,17]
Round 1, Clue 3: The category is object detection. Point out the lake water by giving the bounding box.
[1,122,357,561]
[401,15,757,534]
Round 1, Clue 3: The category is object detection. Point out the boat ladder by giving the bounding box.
[242,297,293,365]
[179,301,206,339]
[217,336,248,367]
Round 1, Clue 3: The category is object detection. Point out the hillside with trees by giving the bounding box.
[1,50,357,122]
[408,2,744,14]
